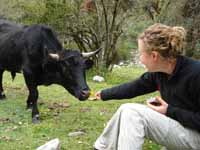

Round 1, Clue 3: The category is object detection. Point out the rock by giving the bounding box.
[93,75,105,82]
[68,131,85,137]
[119,62,124,66]
[113,64,121,69]
[37,138,60,150]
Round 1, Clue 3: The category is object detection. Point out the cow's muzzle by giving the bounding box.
[79,90,90,100]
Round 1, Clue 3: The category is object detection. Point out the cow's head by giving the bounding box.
[48,48,101,100]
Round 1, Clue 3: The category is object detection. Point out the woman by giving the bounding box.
[93,23,200,150]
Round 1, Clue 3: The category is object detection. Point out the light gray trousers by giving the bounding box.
[94,103,200,150]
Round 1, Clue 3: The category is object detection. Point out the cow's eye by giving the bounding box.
[61,63,71,76]
[66,56,79,66]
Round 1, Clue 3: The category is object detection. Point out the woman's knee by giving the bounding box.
[118,103,147,114]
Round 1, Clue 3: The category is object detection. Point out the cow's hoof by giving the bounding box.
[26,108,32,112]
[0,94,6,100]
[32,115,40,124]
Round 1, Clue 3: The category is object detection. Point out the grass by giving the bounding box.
[0,67,161,150]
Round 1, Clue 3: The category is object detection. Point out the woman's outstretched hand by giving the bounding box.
[94,91,102,100]
[88,91,102,101]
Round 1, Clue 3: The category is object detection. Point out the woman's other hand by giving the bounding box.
[147,96,168,115]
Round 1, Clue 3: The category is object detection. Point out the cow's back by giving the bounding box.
[0,20,24,72]
[0,20,24,41]
[0,19,23,32]
[0,20,62,73]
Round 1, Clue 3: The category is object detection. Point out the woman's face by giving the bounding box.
[138,39,158,72]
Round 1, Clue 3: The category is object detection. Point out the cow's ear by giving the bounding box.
[84,59,94,69]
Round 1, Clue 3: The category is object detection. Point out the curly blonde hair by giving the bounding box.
[138,23,186,58]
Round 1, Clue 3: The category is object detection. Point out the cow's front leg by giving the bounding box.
[28,86,39,124]
[0,69,6,100]
[26,94,33,110]
[23,71,40,123]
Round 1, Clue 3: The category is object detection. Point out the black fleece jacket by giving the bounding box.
[101,56,200,132]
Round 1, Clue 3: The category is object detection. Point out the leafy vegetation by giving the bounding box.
[0,67,160,150]
[1,0,200,70]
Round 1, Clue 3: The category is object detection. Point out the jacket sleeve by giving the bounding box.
[101,72,158,100]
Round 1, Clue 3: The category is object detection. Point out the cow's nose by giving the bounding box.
[81,90,90,98]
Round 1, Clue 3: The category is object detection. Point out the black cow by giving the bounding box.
[0,20,100,123]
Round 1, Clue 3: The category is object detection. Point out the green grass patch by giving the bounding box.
[0,67,160,150]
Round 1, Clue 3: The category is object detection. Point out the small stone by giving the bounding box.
[68,131,85,137]
[93,75,105,82]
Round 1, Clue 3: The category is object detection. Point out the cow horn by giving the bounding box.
[49,53,59,61]
[82,48,102,58]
